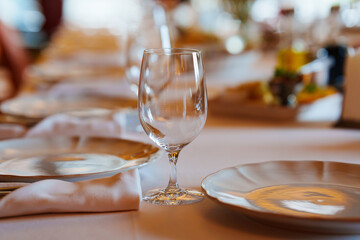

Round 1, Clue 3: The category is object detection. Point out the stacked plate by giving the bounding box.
[1,94,137,119]
[0,137,161,182]
[0,94,137,128]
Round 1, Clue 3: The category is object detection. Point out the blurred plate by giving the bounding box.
[0,113,40,128]
[210,99,299,121]
[27,58,124,83]
[1,94,137,119]
[209,94,342,122]
[0,137,161,182]
[202,161,360,234]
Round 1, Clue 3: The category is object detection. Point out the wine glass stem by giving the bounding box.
[165,151,180,192]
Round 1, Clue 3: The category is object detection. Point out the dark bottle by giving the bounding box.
[323,44,347,91]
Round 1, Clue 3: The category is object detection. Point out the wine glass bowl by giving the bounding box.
[138,48,207,205]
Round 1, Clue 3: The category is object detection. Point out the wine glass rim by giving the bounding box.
[144,48,201,55]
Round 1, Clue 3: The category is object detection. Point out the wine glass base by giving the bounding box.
[143,188,204,205]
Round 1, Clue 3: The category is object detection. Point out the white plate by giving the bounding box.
[28,58,124,83]
[209,93,342,122]
[0,137,161,182]
[1,94,137,119]
[202,161,360,234]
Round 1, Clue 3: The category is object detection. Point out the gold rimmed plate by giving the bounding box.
[0,137,161,182]
[1,94,137,119]
[0,113,41,128]
[202,160,360,234]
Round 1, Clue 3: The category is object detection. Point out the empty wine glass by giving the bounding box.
[125,3,171,94]
[138,48,207,205]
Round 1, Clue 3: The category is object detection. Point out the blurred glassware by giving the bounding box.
[277,8,296,50]
[221,0,255,53]
[340,0,360,28]
[222,0,251,24]
[125,2,172,94]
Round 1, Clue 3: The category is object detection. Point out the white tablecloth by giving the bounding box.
[1,116,360,240]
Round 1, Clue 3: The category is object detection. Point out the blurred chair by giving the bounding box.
[0,21,28,97]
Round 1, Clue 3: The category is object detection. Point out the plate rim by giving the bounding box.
[0,95,136,119]
[0,136,161,180]
[201,160,360,223]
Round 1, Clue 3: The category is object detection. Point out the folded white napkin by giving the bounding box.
[0,124,26,140]
[1,108,145,218]
[26,110,123,138]
[0,169,141,218]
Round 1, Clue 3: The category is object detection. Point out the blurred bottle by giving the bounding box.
[277,8,294,50]
[270,7,310,106]
[277,7,310,71]
[277,48,309,73]
[321,44,347,91]
[340,0,360,28]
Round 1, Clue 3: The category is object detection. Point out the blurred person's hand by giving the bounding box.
[155,0,181,10]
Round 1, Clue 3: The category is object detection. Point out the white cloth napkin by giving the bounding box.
[1,109,144,218]
[0,169,141,218]
[26,110,123,138]
[0,124,26,140]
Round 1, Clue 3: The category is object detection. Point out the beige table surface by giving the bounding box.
[0,115,360,240]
